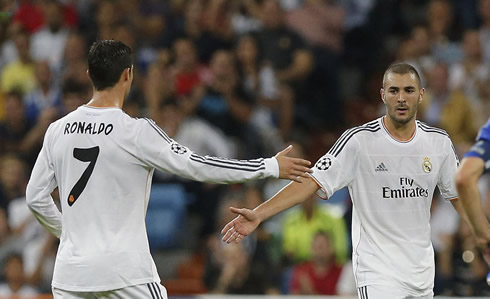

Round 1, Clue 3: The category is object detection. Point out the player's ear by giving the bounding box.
[380,88,386,103]
[418,88,425,104]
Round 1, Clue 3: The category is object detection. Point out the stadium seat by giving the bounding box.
[146,183,187,250]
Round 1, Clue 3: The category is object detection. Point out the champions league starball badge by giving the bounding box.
[315,157,332,171]
[171,143,187,154]
[422,157,432,173]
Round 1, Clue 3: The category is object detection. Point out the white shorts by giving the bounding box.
[52,282,167,299]
[358,285,433,299]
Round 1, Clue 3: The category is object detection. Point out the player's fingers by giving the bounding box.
[223,232,236,243]
[277,145,293,156]
[291,166,312,176]
[229,206,242,215]
[291,175,304,183]
[221,221,234,234]
[221,225,235,241]
[293,158,312,167]
[234,233,241,243]
[225,230,237,244]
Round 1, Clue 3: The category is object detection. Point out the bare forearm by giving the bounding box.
[255,177,318,222]
[455,187,489,235]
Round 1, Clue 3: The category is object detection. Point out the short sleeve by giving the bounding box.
[310,129,360,199]
[437,137,459,200]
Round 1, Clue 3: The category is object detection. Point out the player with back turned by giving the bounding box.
[221,63,481,299]
[25,40,312,298]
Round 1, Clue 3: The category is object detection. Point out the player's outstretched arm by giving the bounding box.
[455,157,490,246]
[275,145,312,182]
[221,176,319,243]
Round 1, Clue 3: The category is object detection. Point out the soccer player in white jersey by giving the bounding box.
[25,40,312,299]
[221,63,479,298]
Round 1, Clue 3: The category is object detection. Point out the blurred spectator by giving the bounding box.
[289,231,343,295]
[204,187,275,294]
[0,91,32,156]
[286,0,345,53]
[281,195,348,265]
[30,0,69,73]
[0,253,38,296]
[253,0,313,130]
[0,154,28,210]
[398,25,435,86]
[60,31,88,85]
[172,38,208,98]
[13,0,78,34]
[1,28,36,94]
[449,29,489,110]
[451,220,490,296]
[234,34,289,145]
[478,0,490,65]
[229,0,262,35]
[59,78,89,116]
[183,50,261,158]
[427,0,464,64]
[164,0,232,63]
[419,62,477,150]
[0,90,56,164]
[157,99,235,159]
[12,0,44,34]
[23,60,62,124]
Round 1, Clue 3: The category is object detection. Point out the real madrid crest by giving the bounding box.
[422,157,432,173]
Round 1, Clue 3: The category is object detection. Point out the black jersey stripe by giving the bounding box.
[190,155,265,172]
[417,121,446,132]
[328,122,379,156]
[147,283,157,299]
[152,283,163,299]
[143,118,172,143]
[450,139,460,164]
[193,154,264,167]
[417,122,449,135]
[190,154,265,171]
[417,125,449,137]
[330,126,380,157]
[154,283,163,299]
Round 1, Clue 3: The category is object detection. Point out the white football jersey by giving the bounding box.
[26,105,279,292]
[310,117,459,296]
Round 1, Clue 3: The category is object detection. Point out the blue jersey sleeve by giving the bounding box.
[476,119,490,142]
[464,139,490,173]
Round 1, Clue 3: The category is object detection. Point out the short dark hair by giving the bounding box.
[87,40,132,91]
[383,63,422,88]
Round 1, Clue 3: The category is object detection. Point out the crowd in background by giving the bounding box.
[0,0,489,296]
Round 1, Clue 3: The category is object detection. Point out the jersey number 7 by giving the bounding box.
[68,146,100,206]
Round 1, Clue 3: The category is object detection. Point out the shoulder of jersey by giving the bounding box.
[478,119,490,141]
[416,120,450,139]
[326,119,381,158]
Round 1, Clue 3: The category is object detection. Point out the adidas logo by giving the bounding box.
[375,162,388,172]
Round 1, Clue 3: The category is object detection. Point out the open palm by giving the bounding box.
[221,207,261,243]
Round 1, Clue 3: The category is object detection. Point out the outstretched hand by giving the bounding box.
[275,145,312,183]
[221,207,261,243]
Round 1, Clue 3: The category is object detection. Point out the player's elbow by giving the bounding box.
[25,183,37,209]
[454,168,476,192]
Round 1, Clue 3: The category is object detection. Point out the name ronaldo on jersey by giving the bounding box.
[64,121,114,135]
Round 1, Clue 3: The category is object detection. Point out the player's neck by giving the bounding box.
[87,88,124,109]
[383,116,416,141]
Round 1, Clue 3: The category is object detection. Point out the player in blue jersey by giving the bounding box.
[455,119,490,266]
